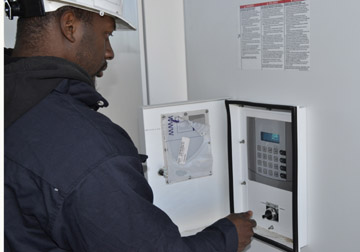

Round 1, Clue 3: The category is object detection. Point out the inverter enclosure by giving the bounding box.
[142,99,307,252]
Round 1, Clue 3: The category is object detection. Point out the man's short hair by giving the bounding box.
[16,6,93,49]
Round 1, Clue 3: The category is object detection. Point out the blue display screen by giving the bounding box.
[261,132,280,144]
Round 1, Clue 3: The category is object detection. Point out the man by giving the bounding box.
[4,1,256,251]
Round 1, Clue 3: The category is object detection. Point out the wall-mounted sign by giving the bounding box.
[239,0,310,71]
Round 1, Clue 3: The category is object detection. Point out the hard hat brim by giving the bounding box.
[44,0,136,31]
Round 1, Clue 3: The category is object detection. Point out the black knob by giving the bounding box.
[262,207,278,221]
[262,210,273,220]
[158,169,165,176]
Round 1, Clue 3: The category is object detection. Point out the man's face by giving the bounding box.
[75,13,115,78]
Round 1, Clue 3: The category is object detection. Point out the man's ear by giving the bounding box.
[60,10,79,43]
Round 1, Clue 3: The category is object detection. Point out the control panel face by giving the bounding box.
[255,119,287,181]
[227,102,307,251]
[248,117,293,192]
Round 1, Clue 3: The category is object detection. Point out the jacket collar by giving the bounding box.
[4,49,107,128]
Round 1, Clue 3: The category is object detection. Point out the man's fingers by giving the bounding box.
[238,210,253,219]
[237,211,257,228]
[250,219,257,228]
[246,210,253,218]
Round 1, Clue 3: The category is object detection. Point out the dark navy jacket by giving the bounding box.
[4,54,238,251]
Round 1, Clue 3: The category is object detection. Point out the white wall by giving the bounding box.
[141,0,188,105]
[96,0,144,149]
[183,0,360,251]
[3,17,16,47]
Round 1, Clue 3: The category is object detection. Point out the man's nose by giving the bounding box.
[105,40,114,60]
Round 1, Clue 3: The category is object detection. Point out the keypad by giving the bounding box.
[255,144,287,181]
[274,147,279,155]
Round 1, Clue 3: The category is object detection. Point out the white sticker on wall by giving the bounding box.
[177,137,191,165]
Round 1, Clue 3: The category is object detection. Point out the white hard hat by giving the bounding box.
[44,0,135,30]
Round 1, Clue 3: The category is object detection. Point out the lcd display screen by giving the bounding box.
[261,132,280,144]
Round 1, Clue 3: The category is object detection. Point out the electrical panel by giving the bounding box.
[142,99,307,251]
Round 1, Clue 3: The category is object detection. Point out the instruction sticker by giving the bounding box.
[239,0,310,71]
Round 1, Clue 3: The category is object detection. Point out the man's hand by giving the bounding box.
[227,211,257,252]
